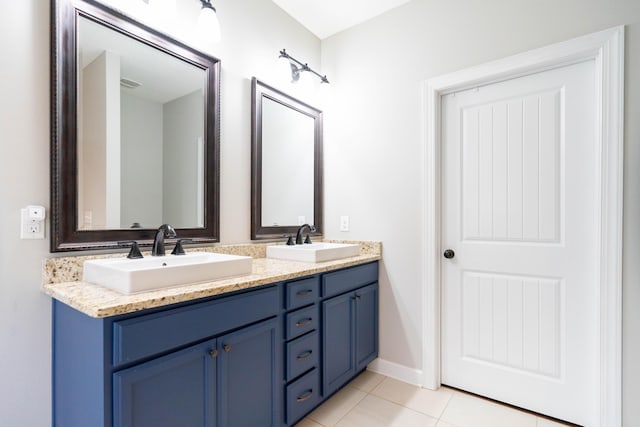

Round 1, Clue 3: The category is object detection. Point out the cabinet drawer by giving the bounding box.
[286,368,321,425]
[286,305,318,341]
[285,276,319,310]
[322,262,378,298]
[112,286,279,366]
[286,331,319,381]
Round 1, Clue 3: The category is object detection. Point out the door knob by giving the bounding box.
[443,249,455,259]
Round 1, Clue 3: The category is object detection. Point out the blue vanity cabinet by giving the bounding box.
[52,261,379,427]
[52,285,281,427]
[282,276,322,425]
[112,318,279,427]
[321,263,379,397]
[113,338,217,427]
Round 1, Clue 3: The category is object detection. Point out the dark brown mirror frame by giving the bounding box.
[250,78,323,240]
[51,0,221,252]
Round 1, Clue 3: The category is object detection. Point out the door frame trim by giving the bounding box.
[421,26,624,426]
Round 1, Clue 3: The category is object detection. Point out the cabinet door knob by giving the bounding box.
[209,349,218,358]
[223,344,232,353]
[443,249,455,259]
[296,390,313,402]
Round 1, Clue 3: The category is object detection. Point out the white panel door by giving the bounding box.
[441,60,598,426]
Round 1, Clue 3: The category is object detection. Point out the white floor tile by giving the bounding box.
[307,386,367,427]
[301,374,575,427]
[440,392,537,427]
[348,370,386,392]
[295,417,324,427]
[370,377,454,418]
[335,394,438,427]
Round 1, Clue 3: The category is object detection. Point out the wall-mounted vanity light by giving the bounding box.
[197,0,221,42]
[279,49,329,84]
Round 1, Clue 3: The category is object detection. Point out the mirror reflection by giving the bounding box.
[77,16,206,230]
[261,97,315,226]
[51,0,221,252]
[251,78,323,240]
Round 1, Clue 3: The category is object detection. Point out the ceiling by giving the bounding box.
[271,0,412,39]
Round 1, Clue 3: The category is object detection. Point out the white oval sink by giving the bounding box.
[266,242,360,263]
[83,252,253,295]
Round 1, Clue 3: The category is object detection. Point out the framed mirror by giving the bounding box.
[51,0,221,251]
[251,78,323,240]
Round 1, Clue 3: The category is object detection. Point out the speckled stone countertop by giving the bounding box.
[42,240,381,318]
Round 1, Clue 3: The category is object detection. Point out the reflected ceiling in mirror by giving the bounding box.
[51,0,221,251]
[251,78,323,240]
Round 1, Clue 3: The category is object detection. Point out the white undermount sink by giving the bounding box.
[83,252,253,295]
[266,242,360,263]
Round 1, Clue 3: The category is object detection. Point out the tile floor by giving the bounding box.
[295,371,574,427]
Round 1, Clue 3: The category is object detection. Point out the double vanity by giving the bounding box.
[46,1,373,425]
[43,241,380,427]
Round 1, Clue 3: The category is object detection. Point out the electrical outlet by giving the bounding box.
[21,207,45,239]
[340,216,350,232]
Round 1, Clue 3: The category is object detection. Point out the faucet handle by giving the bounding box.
[304,234,312,244]
[118,241,143,259]
[171,239,192,255]
[285,235,295,246]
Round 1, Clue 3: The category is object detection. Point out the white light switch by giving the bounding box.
[340,216,349,232]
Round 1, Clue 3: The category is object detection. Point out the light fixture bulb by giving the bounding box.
[197,1,221,43]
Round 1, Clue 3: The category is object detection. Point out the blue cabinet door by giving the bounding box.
[322,283,379,398]
[113,339,217,427]
[355,283,378,371]
[322,292,356,397]
[217,318,280,427]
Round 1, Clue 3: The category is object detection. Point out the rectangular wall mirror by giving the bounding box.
[251,78,323,240]
[51,0,221,251]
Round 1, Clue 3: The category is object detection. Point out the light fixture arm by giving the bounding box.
[200,0,216,13]
[279,49,329,84]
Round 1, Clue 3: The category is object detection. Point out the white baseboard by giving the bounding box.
[367,358,424,387]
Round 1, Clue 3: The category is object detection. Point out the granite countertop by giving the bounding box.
[41,241,381,318]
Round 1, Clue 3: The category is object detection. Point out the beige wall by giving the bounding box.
[320,0,640,424]
[0,0,319,425]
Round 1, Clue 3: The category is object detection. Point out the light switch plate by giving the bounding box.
[340,216,349,232]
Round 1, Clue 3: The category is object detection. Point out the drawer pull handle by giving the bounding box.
[296,390,313,402]
[296,350,313,360]
[223,344,232,353]
[296,318,313,327]
[352,294,361,301]
[209,349,218,358]
[296,289,313,297]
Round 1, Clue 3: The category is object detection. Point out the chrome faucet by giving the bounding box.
[152,224,176,256]
[295,224,316,245]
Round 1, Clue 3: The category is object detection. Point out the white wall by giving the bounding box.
[79,51,121,229]
[163,90,203,227]
[0,0,320,425]
[320,0,640,424]
[120,91,163,228]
